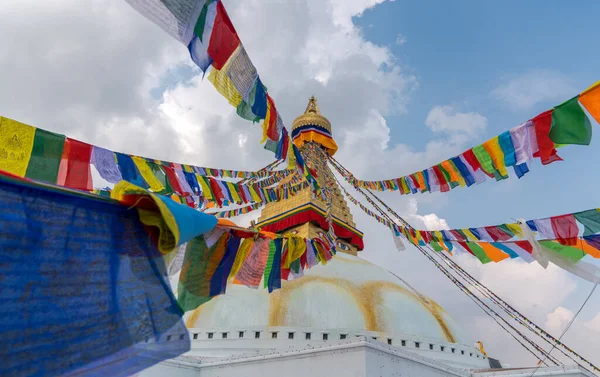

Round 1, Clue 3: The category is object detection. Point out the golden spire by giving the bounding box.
[292,96,332,133]
[305,96,320,114]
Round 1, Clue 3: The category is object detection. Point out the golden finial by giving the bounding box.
[293,96,331,133]
[305,96,320,114]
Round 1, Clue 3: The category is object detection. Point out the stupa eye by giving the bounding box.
[337,242,349,251]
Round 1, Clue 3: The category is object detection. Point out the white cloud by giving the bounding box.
[396,33,407,46]
[425,105,487,144]
[546,306,574,333]
[491,69,576,111]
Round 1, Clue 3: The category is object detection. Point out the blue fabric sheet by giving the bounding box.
[0,176,189,377]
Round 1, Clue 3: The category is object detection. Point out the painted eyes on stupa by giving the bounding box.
[337,242,350,251]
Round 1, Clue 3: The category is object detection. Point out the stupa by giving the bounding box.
[139,99,592,377]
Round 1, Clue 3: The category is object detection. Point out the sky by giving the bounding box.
[1,0,599,369]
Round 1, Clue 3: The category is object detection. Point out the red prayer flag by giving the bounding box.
[550,214,579,246]
[432,165,449,192]
[208,177,224,207]
[280,133,289,161]
[63,138,93,191]
[163,166,184,195]
[484,226,513,242]
[266,95,279,141]
[532,110,562,165]
[514,240,533,254]
[463,149,493,178]
[450,230,466,242]
[208,1,241,70]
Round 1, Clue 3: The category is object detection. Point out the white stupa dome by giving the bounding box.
[184,252,470,346]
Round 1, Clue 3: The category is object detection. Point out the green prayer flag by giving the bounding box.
[472,145,496,177]
[574,209,600,237]
[497,224,515,238]
[290,258,301,274]
[264,139,278,153]
[149,161,174,195]
[549,96,592,146]
[177,235,222,312]
[430,240,444,252]
[263,240,276,289]
[466,242,492,264]
[25,128,65,184]
[539,240,586,263]
[237,101,258,121]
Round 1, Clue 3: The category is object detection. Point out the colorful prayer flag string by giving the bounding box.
[347,81,599,195]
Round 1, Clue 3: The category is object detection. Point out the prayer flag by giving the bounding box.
[188,0,217,72]
[0,117,35,177]
[63,138,93,191]
[178,231,229,312]
[208,1,240,69]
[479,242,510,262]
[472,145,497,178]
[574,209,600,237]
[550,214,579,246]
[116,152,148,189]
[498,131,516,167]
[579,81,600,124]
[532,110,562,165]
[533,218,556,240]
[210,234,241,296]
[550,96,592,145]
[267,239,283,293]
[510,121,537,165]
[91,147,122,184]
[539,240,586,263]
[25,128,65,184]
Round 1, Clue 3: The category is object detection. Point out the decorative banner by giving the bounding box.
[339,175,600,267]
[0,117,313,209]
[346,81,598,195]
[124,0,308,181]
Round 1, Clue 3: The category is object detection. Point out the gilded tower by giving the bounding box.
[256,97,364,255]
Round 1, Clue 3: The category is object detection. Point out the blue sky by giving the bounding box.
[354,1,600,228]
[348,1,600,332]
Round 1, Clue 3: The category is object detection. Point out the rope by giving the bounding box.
[327,155,600,374]
[528,282,598,376]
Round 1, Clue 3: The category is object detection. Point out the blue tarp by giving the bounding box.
[0,176,189,377]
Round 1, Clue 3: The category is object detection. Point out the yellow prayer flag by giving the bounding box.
[229,238,254,279]
[0,117,35,177]
[196,174,214,201]
[462,229,479,242]
[482,137,508,177]
[579,81,600,124]
[208,59,242,107]
[226,181,242,204]
[260,100,271,144]
[132,156,166,193]
[505,223,523,239]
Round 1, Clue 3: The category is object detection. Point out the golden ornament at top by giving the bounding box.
[292,96,332,134]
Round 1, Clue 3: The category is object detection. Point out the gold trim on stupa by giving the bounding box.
[292,96,332,133]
